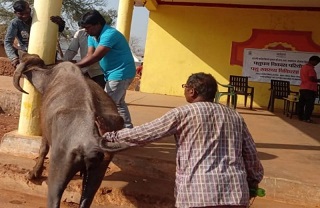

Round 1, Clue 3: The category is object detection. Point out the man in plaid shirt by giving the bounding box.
[96,72,264,208]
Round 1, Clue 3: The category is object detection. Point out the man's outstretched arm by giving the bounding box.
[95,116,130,152]
[95,108,179,152]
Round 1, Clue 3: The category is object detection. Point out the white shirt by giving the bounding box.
[63,29,103,78]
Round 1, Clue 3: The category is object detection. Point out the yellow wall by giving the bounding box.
[140,5,320,110]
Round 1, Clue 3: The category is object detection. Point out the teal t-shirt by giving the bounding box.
[88,24,136,81]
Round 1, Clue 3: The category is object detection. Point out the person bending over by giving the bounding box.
[63,27,105,88]
[76,10,136,128]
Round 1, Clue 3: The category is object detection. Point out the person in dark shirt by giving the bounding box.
[4,0,65,67]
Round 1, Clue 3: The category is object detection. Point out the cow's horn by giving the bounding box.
[13,62,29,94]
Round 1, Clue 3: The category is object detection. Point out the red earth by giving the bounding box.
[0,113,19,139]
[0,56,19,138]
[0,57,15,77]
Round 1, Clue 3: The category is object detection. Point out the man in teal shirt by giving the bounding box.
[76,10,136,128]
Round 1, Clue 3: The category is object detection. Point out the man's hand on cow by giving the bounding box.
[95,116,108,136]
[50,16,65,32]
[50,16,64,26]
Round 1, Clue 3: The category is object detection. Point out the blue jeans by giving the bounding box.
[104,78,134,128]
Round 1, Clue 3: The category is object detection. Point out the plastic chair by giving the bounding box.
[227,75,254,109]
[215,81,237,109]
[267,79,298,112]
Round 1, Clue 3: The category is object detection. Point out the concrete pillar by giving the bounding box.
[117,0,134,41]
[17,0,63,136]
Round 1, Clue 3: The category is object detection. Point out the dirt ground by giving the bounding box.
[0,57,15,77]
[0,113,19,138]
[0,57,19,132]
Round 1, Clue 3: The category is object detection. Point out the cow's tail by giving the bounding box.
[98,137,130,153]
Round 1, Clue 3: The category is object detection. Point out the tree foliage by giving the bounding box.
[129,36,144,57]
[0,0,117,41]
[0,0,117,28]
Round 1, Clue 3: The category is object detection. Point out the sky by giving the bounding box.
[106,1,149,48]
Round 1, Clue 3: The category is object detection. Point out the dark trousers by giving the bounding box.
[298,89,316,120]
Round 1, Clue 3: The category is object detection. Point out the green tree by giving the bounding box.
[0,0,117,27]
[0,0,117,42]
[129,36,144,57]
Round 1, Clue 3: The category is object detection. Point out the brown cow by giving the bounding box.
[13,51,125,208]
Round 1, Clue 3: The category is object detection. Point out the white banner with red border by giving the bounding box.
[243,48,320,85]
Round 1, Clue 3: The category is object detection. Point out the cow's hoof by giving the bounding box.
[26,171,38,180]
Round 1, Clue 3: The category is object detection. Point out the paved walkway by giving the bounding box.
[0,76,319,207]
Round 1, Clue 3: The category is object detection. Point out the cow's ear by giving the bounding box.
[18,50,27,59]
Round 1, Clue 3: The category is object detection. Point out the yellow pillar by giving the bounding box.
[117,0,134,41]
[17,0,62,136]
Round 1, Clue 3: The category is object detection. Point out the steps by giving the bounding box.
[0,152,175,207]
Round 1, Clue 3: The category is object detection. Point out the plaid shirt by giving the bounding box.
[103,102,264,207]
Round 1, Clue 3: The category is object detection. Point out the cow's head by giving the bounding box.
[13,50,47,94]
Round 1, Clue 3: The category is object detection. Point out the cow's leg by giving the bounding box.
[47,152,81,208]
[27,137,49,180]
[79,153,113,208]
